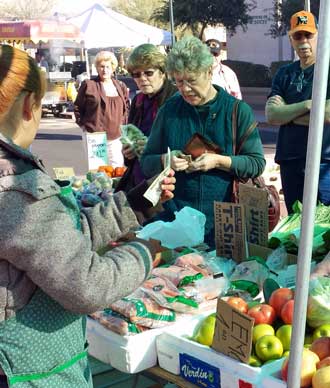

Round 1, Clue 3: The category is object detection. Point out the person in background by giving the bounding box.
[266,10,330,214]
[116,43,177,193]
[205,38,242,99]
[0,44,175,388]
[74,51,130,167]
[140,36,265,247]
[36,53,49,73]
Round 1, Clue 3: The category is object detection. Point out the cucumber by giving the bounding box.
[263,278,280,304]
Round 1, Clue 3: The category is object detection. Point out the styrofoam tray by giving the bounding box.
[87,312,213,374]
[156,329,285,388]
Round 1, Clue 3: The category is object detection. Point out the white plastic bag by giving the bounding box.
[137,206,206,249]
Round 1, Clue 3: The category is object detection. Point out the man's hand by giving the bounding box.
[266,94,312,125]
[310,256,330,279]
[160,169,176,202]
[122,144,137,160]
[266,95,286,107]
[187,153,231,172]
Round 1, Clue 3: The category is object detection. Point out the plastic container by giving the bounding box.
[87,312,213,374]
[156,329,284,388]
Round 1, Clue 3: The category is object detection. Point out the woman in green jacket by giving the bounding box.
[140,36,266,248]
[0,45,175,388]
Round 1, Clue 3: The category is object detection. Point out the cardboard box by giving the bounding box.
[212,299,254,363]
[239,183,269,247]
[214,184,269,263]
[214,202,247,263]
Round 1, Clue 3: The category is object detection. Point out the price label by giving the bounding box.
[53,167,75,180]
[86,132,108,170]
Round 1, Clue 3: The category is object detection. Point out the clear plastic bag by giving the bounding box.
[307,276,330,328]
[137,206,206,249]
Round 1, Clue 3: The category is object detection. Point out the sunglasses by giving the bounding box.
[131,70,156,79]
[291,31,315,40]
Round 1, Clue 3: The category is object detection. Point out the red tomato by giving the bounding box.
[281,299,294,324]
[269,288,294,317]
[247,303,276,325]
[225,297,248,314]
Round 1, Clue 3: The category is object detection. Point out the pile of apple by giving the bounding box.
[224,289,330,387]
[223,289,294,366]
[281,339,330,388]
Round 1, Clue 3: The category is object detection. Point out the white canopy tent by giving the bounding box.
[66,3,171,49]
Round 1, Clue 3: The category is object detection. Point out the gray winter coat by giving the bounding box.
[0,134,153,322]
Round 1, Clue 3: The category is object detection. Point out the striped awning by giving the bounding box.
[0,20,81,43]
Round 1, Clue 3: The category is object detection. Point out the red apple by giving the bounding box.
[281,299,295,324]
[269,288,294,317]
[248,303,276,325]
[225,297,248,314]
[310,337,330,361]
[317,356,330,369]
[281,348,319,387]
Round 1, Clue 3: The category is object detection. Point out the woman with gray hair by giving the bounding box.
[74,50,130,167]
[141,36,265,247]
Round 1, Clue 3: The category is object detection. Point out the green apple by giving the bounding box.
[276,324,292,351]
[252,323,275,345]
[313,324,330,341]
[248,354,262,367]
[193,314,216,347]
[255,335,283,362]
[283,350,290,357]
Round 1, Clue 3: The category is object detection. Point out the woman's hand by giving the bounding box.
[160,169,176,202]
[135,138,147,158]
[163,150,189,171]
[187,153,232,172]
[122,144,137,160]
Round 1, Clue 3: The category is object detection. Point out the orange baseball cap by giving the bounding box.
[289,10,318,35]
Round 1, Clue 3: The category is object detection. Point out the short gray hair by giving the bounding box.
[166,36,213,75]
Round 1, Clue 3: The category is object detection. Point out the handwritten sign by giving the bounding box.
[214,202,247,263]
[53,167,75,180]
[239,183,269,246]
[86,132,108,170]
[212,299,254,363]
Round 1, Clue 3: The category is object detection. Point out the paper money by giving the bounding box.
[143,148,171,206]
[179,153,192,163]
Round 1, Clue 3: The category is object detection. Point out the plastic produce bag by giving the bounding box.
[229,258,270,289]
[136,207,206,249]
[266,246,289,272]
[307,276,330,328]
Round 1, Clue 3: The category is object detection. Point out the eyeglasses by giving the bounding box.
[291,31,315,40]
[131,70,156,79]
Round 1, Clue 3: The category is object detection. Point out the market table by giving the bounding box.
[133,366,200,388]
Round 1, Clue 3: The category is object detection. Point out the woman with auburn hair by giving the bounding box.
[116,43,177,193]
[74,50,130,167]
[0,45,175,388]
[141,36,265,247]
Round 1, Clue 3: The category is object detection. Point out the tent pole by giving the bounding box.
[287,1,330,387]
[305,0,310,12]
[85,48,90,79]
[169,0,175,46]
